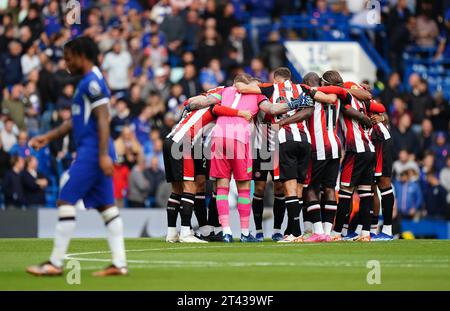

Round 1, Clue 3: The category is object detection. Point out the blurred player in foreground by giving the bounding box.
[26,36,128,276]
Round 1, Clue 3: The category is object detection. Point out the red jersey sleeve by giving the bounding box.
[367,99,386,113]
[212,105,239,117]
[317,86,349,99]
[257,94,267,105]
[258,83,275,99]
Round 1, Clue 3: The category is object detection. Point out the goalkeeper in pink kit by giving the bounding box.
[203,77,313,242]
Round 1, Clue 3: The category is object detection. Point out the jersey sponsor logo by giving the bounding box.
[88,80,101,96]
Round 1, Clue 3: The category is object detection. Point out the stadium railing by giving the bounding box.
[403,45,450,99]
[247,15,392,79]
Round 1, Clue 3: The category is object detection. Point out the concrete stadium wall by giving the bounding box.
[1,208,289,238]
[1,209,449,239]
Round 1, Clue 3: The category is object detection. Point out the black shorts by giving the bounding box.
[374,138,393,178]
[340,151,375,187]
[278,140,311,183]
[192,140,208,178]
[306,158,340,191]
[163,138,195,183]
[252,149,275,181]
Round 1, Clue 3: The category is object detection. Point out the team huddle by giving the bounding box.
[24,36,395,278]
[163,67,395,244]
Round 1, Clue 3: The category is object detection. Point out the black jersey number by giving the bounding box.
[324,105,337,130]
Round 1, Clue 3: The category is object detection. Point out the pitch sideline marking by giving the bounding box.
[64,244,450,269]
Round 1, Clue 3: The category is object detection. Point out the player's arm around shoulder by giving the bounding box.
[235,82,262,94]
[277,106,314,127]
[312,90,337,105]
[187,93,221,111]
[342,106,372,128]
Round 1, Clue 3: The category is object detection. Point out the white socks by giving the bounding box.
[355,224,362,235]
[167,227,177,237]
[313,222,324,235]
[342,224,348,236]
[304,221,313,233]
[223,226,232,235]
[382,225,392,236]
[323,222,333,235]
[102,207,127,268]
[361,230,370,237]
[180,225,191,237]
[241,228,249,236]
[50,205,76,268]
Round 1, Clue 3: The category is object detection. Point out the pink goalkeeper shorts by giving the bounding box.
[210,137,252,181]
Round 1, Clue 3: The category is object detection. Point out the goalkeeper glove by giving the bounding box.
[287,94,314,110]
[184,103,192,112]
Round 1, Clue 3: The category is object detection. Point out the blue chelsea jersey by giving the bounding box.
[71,66,115,159]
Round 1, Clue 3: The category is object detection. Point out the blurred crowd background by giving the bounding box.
[0,0,449,222]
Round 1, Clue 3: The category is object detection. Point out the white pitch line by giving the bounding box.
[64,245,450,269]
[65,243,320,258]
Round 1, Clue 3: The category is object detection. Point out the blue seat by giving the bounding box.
[401,219,449,239]
[45,175,58,208]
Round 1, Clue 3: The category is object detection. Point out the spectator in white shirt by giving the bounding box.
[21,44,41,77]
[150,0,172,24]
[0,118,18,152]
[102,41,132,95]
[439,155,450,205]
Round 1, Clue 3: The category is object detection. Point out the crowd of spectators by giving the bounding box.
[0,1,449,220]
[377,68,450,220]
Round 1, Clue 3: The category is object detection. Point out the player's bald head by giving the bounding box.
[302,72,320,87]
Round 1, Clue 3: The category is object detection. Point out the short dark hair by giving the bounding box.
[273,67,291,80]
[24,156,36,168]
[322,70,343,86]
[302,72,321,87]
[29,3,40,13]
[423,150,435,158]
[10,155,21,167]
[64,36,100,66]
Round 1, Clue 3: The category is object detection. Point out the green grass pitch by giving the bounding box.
[0,238,449,290]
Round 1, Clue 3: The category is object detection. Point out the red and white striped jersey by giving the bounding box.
[167,87,225,145]
[371,122,391,141]
[308,99,342,160]
[259,80,311,144]
[366,100,391,141]
[254,111,276,151]
[339,95,375,153]
[166,107,215,144]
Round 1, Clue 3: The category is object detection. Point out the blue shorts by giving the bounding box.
[59,157,114,208]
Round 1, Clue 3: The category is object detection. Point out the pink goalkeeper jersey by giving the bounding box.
[211,86,266,144]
